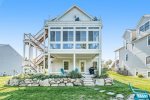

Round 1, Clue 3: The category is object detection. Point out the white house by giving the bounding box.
[0,44,22,76]
[23,5,102,75]
[115,15,150,78]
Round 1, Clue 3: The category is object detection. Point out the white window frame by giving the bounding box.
[146,56,150,66]
[63,60,70,71]
[148,72,150,77]
[147,36,150,46]
[125,54,128,61]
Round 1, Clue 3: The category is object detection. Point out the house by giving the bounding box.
[115,15,150,78]
[23,5,102,75]
[0,44,22,76]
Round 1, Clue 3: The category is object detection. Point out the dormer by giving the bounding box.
[136,15,150,38]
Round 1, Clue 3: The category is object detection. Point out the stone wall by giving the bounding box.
[7,78,83,86]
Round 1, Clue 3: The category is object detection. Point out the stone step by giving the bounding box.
[83,80,94,82]
[84,83,95,86]
[84,82,95,85]
[82,74,94,77]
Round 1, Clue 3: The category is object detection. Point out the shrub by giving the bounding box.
[137,74,144,78]
[12,74,32,80]
[67,70,82,78]
[12,73,68,80]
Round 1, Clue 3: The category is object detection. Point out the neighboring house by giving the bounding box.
[115,15,150,78]
[0,44,22,76]
[23,5,102,75]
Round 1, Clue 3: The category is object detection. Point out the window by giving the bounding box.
[88,31,99,41]
[88,27,99,29]
[76,44,86,49]
[50,27,61,29]
[76,31,86,41]
[50,44,61,49]
[63,31,73,41]
[63,27,73,29]
[148,72,150,77]
[145,22,149,31]
[125,54,128,61]
[93,62,97,69]
[63,44,73,49]
[76,27,86,29]
[63,61,69,70]
[139,21,150,32]
[88,43,99,49]
[148,36,150,46]
[136,72,138,76]
[140,25,145,32]
[132,43,135,50]
[146,56,150,65]
[50,31,60,41]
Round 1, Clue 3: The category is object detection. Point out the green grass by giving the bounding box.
[108,71,150,92]
[0,76,131,100]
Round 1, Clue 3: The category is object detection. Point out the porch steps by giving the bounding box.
[83,74,95,86]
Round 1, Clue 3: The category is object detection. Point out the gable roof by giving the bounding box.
[54,5,94,21]
[136,14,150,28]
[123,29,136,39]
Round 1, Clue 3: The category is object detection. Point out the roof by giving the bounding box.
[0,44,9,47]
[123,29,136,38]
[114,46,125,52]
[132,32,150,43]
[49,5,94,21]
[136,14,150,28]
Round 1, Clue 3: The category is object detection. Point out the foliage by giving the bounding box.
[12,74,67,80]
[137,74,144,78]
[94,68,109,78]
[102,59,112,68]
[12,74,32,80]
[67,70,82,78]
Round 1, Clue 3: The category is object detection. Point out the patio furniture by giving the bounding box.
[60,68,67,76]
[104,78,113,85]
[89,67,95,74]
[75,68,79,73]
[129,83,150,100]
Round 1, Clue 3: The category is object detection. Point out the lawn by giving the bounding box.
[108,71,150,92]
[0,76,131,100]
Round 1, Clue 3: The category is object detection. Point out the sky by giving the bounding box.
[0,0,150,60]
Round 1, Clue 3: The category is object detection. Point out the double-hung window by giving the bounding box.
[63,31,73,41]
[146,56,150,65]
[50,31,60,41]
[88,31,99,41]
[76,31,86,41]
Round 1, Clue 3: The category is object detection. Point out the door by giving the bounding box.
[79,60,86,73]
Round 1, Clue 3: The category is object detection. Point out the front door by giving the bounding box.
[79,60,86,73]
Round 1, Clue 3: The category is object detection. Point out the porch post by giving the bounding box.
[73,53,76,70]
[48,53,51,74]
[98,53,101,76]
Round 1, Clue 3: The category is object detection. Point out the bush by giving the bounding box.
[13,74,67,80]
[67,71,82,78]
[137,74,144,78]
[12,74,32,80]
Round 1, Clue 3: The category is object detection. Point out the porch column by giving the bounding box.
[73,53,76,70]
[98,53,101,76]
[48,53,51,74]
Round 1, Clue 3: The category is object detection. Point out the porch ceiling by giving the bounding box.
[51,54,98,59]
